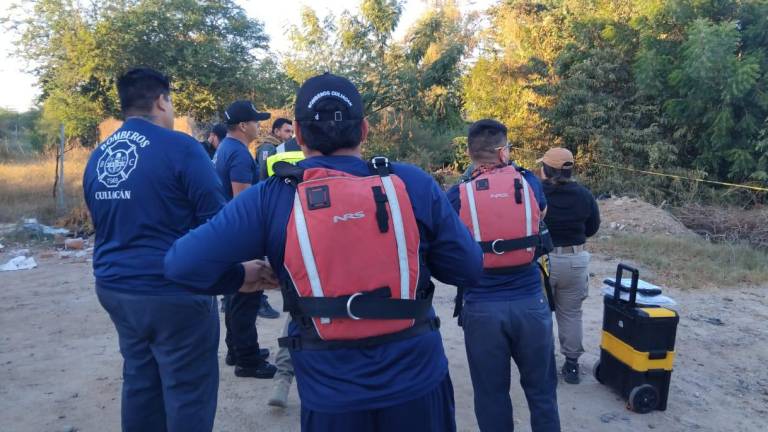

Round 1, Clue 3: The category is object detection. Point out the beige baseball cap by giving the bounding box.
[537,147,574,169]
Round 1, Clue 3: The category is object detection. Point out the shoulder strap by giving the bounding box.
[453,286,465,326]
[273,160,305,186]
[537,259,556,312]
[368,156,394,176]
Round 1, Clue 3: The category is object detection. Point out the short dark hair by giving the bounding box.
[272,118,292,133]
[542,163,574,185]
[297,100,362,155]
[117,67,171,116]
[210,123,227,141]
[467,119,508,162]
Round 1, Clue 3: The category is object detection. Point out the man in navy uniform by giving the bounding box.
[214,100,278,378]
[447,119,560,432]
[83,67,274,432]
[165,73,483,431]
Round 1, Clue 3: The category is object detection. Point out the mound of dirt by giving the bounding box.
[598,196,693,236]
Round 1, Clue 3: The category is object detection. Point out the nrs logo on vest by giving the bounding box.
[332,211,365,223]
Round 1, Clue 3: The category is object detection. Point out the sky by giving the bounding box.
[0,0,494,112]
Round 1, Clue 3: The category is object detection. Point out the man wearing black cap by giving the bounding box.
[214,100,277,378]
[201,123,227,159]
[165,73,482,431]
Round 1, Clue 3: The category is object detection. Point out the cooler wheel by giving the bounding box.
[628,384,659,414]
[593,359,604,384]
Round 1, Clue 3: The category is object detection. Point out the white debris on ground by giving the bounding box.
[21,218,70,236]
[0,255,38,272]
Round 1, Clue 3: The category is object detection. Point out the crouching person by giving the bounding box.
[164,73,482,431]
[447,119,561,432]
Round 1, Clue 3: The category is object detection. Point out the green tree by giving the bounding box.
[635,1,768,182]
[463,1,570,156]
[5,0,275,146]
[465,0,768,200]
[0,108,50,157]
[284,0,472,169]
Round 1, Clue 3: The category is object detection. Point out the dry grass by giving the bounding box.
[0,148,89,224]
[594,233,768,288]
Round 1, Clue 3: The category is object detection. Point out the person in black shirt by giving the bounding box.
[200,123,226,159]
[538,147,600,385]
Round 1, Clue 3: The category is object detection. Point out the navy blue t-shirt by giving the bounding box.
[447,168,548,302]
[213,136,256,200]
[164,155,482,412]
[83,118,233,295]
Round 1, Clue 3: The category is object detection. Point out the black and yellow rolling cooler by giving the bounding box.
[593,264,679,413]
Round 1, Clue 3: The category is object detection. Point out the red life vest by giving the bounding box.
[281,158,432,344]
[459,165,541,272]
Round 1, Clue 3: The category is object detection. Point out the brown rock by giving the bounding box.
[64,238,84,250]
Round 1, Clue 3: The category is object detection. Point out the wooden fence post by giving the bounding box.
[55,124,66,214]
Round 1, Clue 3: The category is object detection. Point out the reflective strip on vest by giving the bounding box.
[291,191,330,324]
[522,177,533,251]
[380,175,410,300]
[464,182,482,241]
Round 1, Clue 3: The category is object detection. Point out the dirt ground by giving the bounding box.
[1,246,767,432]
[597,197,694,237]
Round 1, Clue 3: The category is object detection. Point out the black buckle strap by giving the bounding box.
[296,288,432,320]
[479,235,540,255]
[537,261,556,312]
[278,335,302,350]
[514,178,523,204]
[369,156,392,177]
[453,286,465,326]
[278,316,441,351]
[372,186,389,233]
[273,160,305,186]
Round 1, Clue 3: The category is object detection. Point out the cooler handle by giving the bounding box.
[614,263,640,307]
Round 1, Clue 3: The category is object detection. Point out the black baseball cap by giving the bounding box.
[223,100,270,124]
[295,73,364,122]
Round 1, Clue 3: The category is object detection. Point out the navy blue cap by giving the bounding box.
[224,100,270,124]
[294,73,364,122]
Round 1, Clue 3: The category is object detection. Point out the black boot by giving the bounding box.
[235,361,277,379]
[226,348,269,366]
[562,358,580,384]
[258,296,280,319]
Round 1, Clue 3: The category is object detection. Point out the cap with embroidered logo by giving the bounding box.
[294,73,364,122]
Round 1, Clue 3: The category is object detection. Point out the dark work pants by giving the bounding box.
[96,286,219,432]
[224,290,263,366]
[462,296,561,432]
[300,373,456,432]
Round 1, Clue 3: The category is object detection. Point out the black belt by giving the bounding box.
[278,316,441,351]
[479,235,540,255]
[295,287,432,320]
